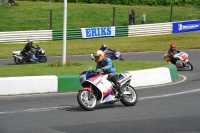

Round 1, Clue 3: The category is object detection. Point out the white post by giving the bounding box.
[62,0,67,64]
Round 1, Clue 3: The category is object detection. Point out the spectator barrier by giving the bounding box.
[0,30,52,43]
[0,20,199,44]
[128,22,172,37]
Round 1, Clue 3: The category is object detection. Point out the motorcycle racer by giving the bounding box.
[23,39,38,62]
[168,44,181,65]
[100,44,114,53]
[93,50,123,98]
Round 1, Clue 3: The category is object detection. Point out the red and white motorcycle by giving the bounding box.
[163,52,193,71]
[77,66,138,111]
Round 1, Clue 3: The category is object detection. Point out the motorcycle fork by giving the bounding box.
[88,85,94,100]
[183,60,189,67]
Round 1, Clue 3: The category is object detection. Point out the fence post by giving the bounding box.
[112,7,115,26]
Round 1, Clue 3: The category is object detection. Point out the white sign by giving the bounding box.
[81,26,115,39]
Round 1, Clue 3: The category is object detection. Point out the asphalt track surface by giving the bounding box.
[0,49,200,133]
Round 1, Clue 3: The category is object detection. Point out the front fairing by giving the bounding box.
[79,66,98,84]
[174,52,188,61]
[36,48,46,56]
[106,51,121,58]
[79,67,111,89]
[114,51,121,57]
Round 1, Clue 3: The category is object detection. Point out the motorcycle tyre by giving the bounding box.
[14,57,24,64]
[77,90,97,111]
[120,85,138,106]
[38,56,47,63]
[186,61,193,71]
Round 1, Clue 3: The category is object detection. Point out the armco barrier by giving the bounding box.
[0,30,52,43]
[1,20,199,43]
[0,64,178,96]
[128,22,172,37]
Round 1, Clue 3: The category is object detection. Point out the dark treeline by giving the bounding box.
[20,0,200,6]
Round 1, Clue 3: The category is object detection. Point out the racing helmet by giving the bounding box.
[102,44,107,49]
[28,39,33,44]
[100,44,107,51]
[170,44,176,49]
[93,50,105,63]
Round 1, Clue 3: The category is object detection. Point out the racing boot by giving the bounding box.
[116,83,123,99]
[30,57,38,62]
[30,54,39,62]
[30,58,35,62]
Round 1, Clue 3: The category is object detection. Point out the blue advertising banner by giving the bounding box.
[173,20,200,34]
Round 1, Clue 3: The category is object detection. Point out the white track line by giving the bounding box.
[139,88,200,100]
[0,106,75,115]
[1,88,200,115]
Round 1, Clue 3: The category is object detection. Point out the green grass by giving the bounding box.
[1,31,200,59]
[0,2,200,31]
[0,60,169,77]
[0,2,199,77]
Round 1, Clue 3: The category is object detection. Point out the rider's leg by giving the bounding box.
[28,51,37,62]
[25,52,31,58]
[107,74,122,97]
[169,55,176,65]
[28,51,34,61]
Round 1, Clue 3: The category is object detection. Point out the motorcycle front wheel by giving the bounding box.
[14,57,24,64]
[120,85,138,106]
[38,56,47,63]
[186,62,193,71]
[77,90,97,111]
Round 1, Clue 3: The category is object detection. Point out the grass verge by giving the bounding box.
[0,60,169,77]
[0,2,200,31]
[1,32,200,59]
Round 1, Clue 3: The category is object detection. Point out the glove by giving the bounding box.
[96,69,102,72]
[96,67,106,72]
[101,67,106,71]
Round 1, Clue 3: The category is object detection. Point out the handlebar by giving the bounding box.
[91,70,102,75]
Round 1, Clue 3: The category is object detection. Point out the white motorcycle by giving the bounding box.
[77,66,138,111]
[12,45,47,64]
[163,52,193,71]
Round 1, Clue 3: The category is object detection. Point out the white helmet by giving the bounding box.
[102,44,107,49]
[28,39,33,44]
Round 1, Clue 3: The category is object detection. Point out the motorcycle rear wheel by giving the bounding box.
[14,57,24,64]
[120,85,138,106]
[77,90,97,111]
